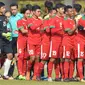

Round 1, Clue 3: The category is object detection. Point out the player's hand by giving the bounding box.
[2,32,11,40]
[6,36,11,41]
[28,23,33,28]
[2,32,11,37]
[67,30,74,35]
[41,26,48,32]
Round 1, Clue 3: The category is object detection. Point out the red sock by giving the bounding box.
[48,61,53,78]
[28,60,32,72]
[77,61,83,80]
[69,61,74,78]
[60,62,64,79]
[64,61,69,79]
[17,57,23,75]
[22,59,27,76]
[55,63,60,78]
[38,62,44,77]
[33,62,40,77]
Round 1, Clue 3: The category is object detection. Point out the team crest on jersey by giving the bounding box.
[60,22,62,29]
[3,21,6,27]
[18,49,22,54]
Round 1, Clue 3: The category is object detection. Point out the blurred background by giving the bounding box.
[0,0,85,12]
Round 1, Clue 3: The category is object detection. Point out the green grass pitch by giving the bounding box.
[0,66,85,85]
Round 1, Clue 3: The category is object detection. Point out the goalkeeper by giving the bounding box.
[0,2,13,79]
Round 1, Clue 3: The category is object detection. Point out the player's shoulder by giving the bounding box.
[44,14,50,20]
[75,14,82,21]
[81,15,85,20]
[17,19,23,23]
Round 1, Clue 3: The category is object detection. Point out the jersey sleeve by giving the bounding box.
[28,18,42,32]
[17,20,24,30]
[51,18,63,34]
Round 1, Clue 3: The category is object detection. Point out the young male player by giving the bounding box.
[26,5,42,80]
[17,6,31,80]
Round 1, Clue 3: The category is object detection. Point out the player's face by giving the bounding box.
[5,12,11,22]
[10,6,18,15]
[73,8,76,15]
[34,9,41,17]
[24,10,31,18]
[52,9,57,16]
[67,8,73,17]
[58,7,64,15]
[0,6,6,14]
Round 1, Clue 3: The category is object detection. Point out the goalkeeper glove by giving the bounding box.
[2,32,11,40]
[2,33,7,37]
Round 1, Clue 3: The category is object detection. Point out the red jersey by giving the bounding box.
[50,15,64,42]
[51,15,64,35]
[17,19,28,39]
[63,17,76,37]
[27,17,42,45]
[41,19,51,44]
[78,16,85,37]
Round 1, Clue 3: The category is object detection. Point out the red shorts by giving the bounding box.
[50,40,61,59]
[41,42,50,60]
[28,44,41,56]
[75,35,85,59]
[62,36,75,59]
[17,37,28,59]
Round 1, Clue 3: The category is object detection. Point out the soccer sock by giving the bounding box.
[38,62,44,77]
[17,57,23,75]
[55,63,60,79]
[64,61,69,79]
[69,60,74,78]
[33,62,40,77]
[28,60,32,72]
[22,59,27,76]
[77,60,83,80]
[60,62,64,79]
[48,61,53,78]
[4,58,11,76]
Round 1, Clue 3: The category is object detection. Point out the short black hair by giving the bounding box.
[5,10,11,14]
[26,4,32,11]
[44,1,53,11]
[0,2,5,8]
[55,3,65,9]
[10,3,18,8]
[64,5,72,12]
[73,4,82,13]
[20,6,29,14]
[32,5,41,11]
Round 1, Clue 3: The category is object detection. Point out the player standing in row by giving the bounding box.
[26,5,42,80]
[47,3,65,82]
